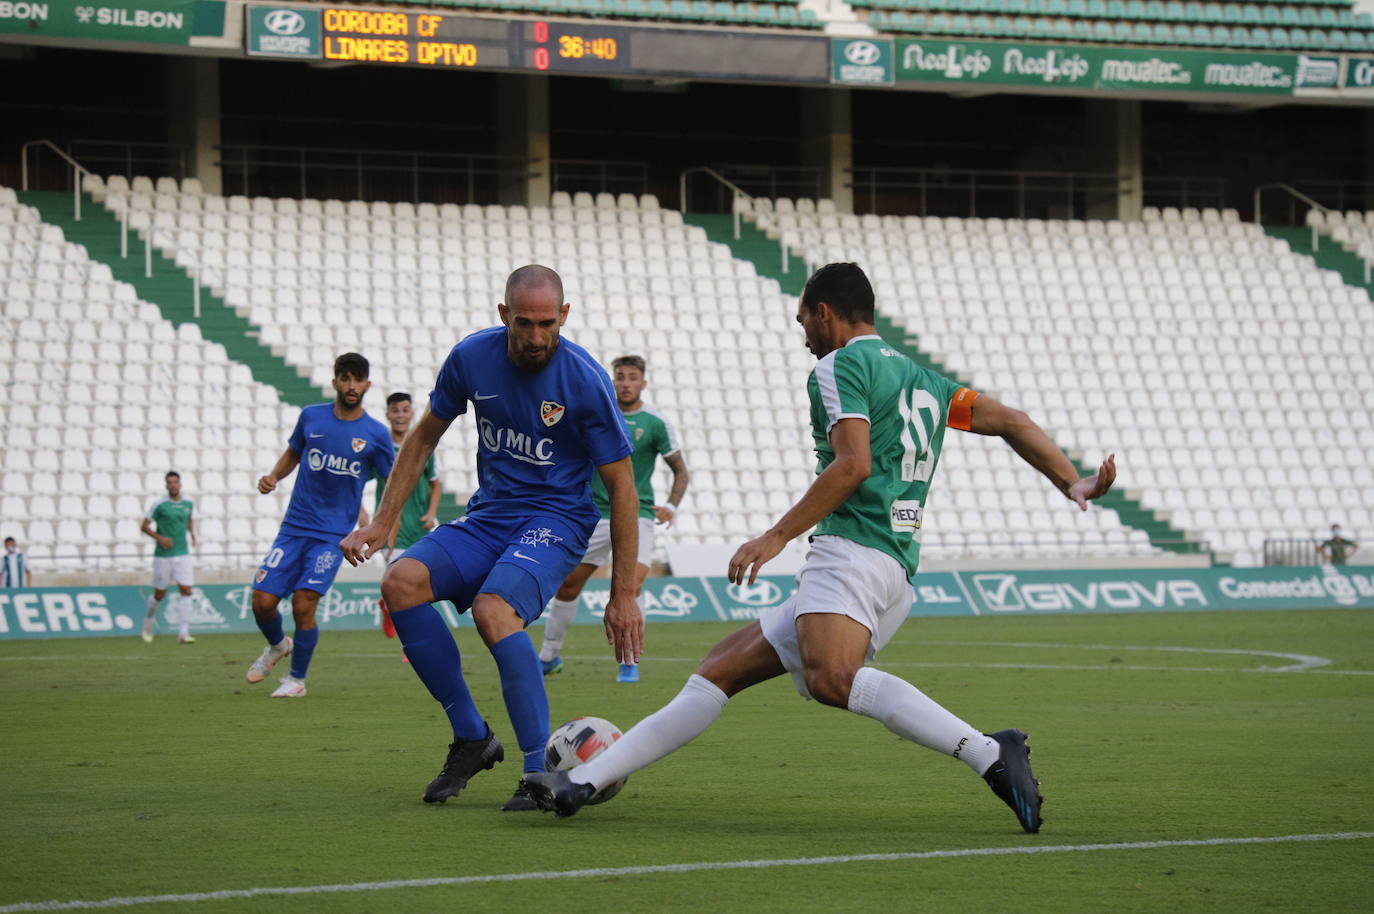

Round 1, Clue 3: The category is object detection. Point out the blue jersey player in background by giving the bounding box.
[341,265,642,812]
[247,352,395,698]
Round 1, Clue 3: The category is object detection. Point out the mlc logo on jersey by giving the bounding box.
[541,401,566,427]
[306,448,363,478]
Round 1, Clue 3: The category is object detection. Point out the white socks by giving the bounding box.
[572,674,727,789]
[539,598,579,661]
[847,667,1000,774]
[177,595,193,637]
[145,594,159,618]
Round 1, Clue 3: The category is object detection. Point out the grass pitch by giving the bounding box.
[1,609,1372,913]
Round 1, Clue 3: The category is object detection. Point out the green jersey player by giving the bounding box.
[524,262,1116,834]
[538,355,689,683]
[139,470,197,644]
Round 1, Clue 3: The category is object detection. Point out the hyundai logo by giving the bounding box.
[725,580,784,607]
[844,41,881,66]
[264,9,306,35]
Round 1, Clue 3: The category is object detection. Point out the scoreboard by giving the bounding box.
[248,4,829,83]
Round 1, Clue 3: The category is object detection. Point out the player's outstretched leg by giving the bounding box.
[246,594,292,684]
[844,666,1041,832]
[980,729,1043,834]
[524,673,729,817]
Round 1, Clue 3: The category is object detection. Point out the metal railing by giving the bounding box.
[1141,176,1226,211]
[1253,182,1334,233]
[1264,538,1322,567]
[68,140,189,183]
[215,144,537,204]
[551,158,647,197]
[712,164,823,208]
[848,166,1123,220]
[679,166,752,239]
[19,139,94,222]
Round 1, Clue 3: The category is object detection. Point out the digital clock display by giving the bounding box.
[522,20,631,73]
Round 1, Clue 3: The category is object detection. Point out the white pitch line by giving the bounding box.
[918,640,1332,673]
[2,832,1369,912]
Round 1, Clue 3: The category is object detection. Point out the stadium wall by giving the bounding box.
[5,564,1372,639]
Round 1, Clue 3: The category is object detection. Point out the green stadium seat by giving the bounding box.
[1126,0,1145,18]
[1249,25,1271,45]
[711,0,738,20]
[1131,20,1152,38]
[1307,27,1330,46]
[755,2,779,20]
[1106,0,1126,16]
[647,0,668,16]
[1008,0,1030,13]
[1087,0,1107,15]
[1093,19,1114,36]
[1348,32,1373,51]
[1182,1,1202,20]
[950,12,973,30]
[1163,0,1184,19]
[1145,0,1165,19]
[1171,22,1194,42]
[1211,23,1231,42]
[1045,0,1068,13]
[800,8,820,26]
[1071,18,1093,36]
[1152,21,1174,40]
[1269,26,1290,46]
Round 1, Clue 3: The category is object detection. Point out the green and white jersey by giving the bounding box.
[808,335,969,578]
[375,453,440,551]
[592,405,681,520]
[147,498,194,558]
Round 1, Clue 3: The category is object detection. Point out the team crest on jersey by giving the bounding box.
[255,568,267,584]
[351,437,366,453]
[634,427,644,441]
[540,401,565,427]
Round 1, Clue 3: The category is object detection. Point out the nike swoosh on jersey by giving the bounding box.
[473,392,499,400]
[309,433,324,438]
[307,579,324,584]
[512,550,540,564]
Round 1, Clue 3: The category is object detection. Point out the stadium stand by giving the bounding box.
[0,188,306,573]
[860,0,1374,51]
[751,197,1374,566]
[4,178,1171,567]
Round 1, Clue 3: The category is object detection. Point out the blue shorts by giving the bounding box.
[253,529,344,598]
[401,511,592,625]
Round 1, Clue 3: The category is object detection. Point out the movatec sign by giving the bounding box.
[2,566,1369,639]
[245,4,321,58]
[895,39,1299,95]
[0,0,223,42]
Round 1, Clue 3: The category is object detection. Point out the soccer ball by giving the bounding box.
[544,716,628,805]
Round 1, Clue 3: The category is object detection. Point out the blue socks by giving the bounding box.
[391,603,487,741]
[256,610,285,647]
[289,626,319,680]
[490,631,551,773]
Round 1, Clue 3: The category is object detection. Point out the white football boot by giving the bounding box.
[245,637,293,683]
[270,675,307,698]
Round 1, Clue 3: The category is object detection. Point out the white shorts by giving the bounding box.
[152,555,194,590]
[579,516,656,569]
[760,535,914,700]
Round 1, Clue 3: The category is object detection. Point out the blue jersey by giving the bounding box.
[282,403,395,539]
[428,327,632,522]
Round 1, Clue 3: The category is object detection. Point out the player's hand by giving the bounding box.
[601,591,643,664]
[420,513,438,530]
[339,522,390,567]
[155,535,172,550]
[257,474,278,495]
[728,530,786,586]
[1068,453,1117,510]
[653,504,676,527]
